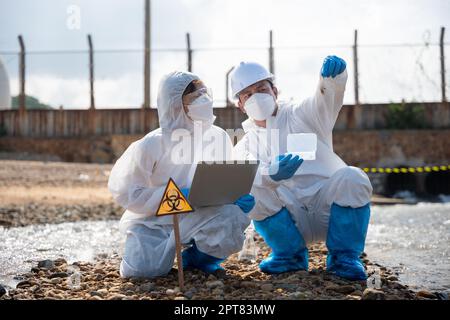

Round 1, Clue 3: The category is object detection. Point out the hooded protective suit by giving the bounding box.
[108,71,250,278]
[233,69,372,245]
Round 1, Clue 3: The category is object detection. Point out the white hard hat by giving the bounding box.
[230,61,274,99]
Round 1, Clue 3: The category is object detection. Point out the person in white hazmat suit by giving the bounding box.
[231,57,373,280]
[108,71,255,278]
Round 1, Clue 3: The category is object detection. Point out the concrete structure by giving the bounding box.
[1,129,449,197]
[0,103,449,196]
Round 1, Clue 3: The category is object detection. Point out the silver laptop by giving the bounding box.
[188,160,260,208]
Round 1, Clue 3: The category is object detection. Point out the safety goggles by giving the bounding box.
[183,87,213,105]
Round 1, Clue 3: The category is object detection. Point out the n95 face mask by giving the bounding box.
[187,94,214,122]
[244,93,276,121]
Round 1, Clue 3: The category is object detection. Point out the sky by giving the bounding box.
[0,0,449,108]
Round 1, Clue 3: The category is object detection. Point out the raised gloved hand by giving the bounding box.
[321,55,346,78]
[181,188,190,198]
[269,154,304,181]
[234,194,255,214]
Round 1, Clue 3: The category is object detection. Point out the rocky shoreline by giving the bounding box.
[0,160,445,300]
[0,202,123,228]
[0,160,120,228]
[0,239,443,301]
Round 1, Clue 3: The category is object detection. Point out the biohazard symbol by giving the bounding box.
[155,178,194,216]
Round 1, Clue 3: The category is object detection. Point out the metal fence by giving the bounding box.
[0,28,448,110]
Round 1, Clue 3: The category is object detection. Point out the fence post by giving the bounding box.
[225,67,234,108]
[143,0,151,109]
[440,27,447,103]
[87,34,95,109]
[186,33,192,72]
[353,29,360,107]
[18,35,26,112]
[269,30,274,75]
[346,29,360,129]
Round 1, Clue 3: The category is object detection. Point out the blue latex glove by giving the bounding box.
[234,194,255,214]
[269,154,304,182]
[180,188,190,198]
[321,55,346,78]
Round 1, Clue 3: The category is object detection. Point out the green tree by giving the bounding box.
[11,95,54,110]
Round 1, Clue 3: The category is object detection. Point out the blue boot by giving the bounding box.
[182,241,225,274]
[254,207,308,274]
[326,202,371,281]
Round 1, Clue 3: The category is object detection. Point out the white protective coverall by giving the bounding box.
[233,70,373,245]
[108,71,250,278]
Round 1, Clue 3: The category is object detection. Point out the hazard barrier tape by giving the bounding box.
[362,165,450,174]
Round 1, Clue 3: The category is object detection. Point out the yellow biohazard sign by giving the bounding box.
[155,178,194,216]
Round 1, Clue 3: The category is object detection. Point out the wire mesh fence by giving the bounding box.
[0,29,449,109]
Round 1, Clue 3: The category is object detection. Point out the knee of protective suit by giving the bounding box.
[120,225,175,278]
[332,166,373,208]
[248,186,284,221]
[120,258,147,279]
[119,255,173,279]
[193,205,250,259]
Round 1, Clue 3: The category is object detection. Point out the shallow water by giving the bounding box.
[0,220,124,288]
[365,202,450,294]
[1,203,449,294]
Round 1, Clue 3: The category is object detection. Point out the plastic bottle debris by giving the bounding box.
[67,265,81,289]
[367,269,382,289]
[238,224,258,263]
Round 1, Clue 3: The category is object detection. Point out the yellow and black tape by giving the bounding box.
[362,165,450,174]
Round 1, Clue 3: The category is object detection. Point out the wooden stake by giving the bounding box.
[172,214,184,291]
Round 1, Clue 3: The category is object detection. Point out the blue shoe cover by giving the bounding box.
[254,207,308,274]
[259,249,308,274]
[326,202,371,281]
[326,253,367,280]
[182,241,224,274]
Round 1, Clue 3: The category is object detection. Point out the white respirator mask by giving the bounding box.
[244,93,276,121]
[187,93,214,123]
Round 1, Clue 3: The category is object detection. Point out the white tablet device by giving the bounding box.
[188,160,260,208]
[287,133,317,160]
